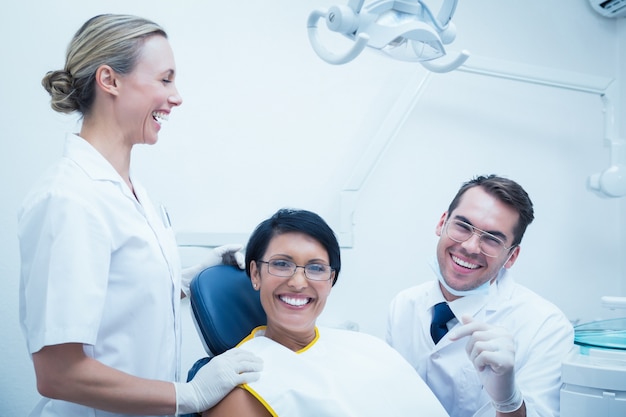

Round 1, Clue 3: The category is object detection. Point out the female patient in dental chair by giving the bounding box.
[198,208,448,417]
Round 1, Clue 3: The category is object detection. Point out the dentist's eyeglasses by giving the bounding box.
[444,220,516,258]
[257,259,334,281]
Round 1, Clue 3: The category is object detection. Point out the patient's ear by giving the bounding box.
[250,261,261,289]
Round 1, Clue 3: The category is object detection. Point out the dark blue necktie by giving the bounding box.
[430,302,455,344]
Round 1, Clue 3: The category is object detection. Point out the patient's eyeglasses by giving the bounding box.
[257,259,334,281]
[444,219,516,258]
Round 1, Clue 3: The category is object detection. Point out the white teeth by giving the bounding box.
[452,255,479,269]
[152,112,168,124]
[280,295,310,307]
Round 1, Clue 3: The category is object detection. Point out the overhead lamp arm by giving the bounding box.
[307,0,469,73]
[587,90,626,198]
[432,0,457,27]
[421,49,470,73]
[307,8,370,65]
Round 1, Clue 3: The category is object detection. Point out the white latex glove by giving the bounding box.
[174,347,263,415]
[448,316,523,413]
[181,244,245,297]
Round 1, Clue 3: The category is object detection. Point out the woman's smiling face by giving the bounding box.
[250,231,334,349]
[115,35,182,146]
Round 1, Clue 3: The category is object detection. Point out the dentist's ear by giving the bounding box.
[504,246,520,269]
[95,65,119,96]
[435,212,449,237]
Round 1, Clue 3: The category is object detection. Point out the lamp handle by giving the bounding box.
[307,9,369,65]
[420,49,470,73]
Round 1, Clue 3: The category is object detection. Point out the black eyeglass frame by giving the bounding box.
[256,260,335,281]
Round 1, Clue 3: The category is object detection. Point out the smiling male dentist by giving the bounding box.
[386,175,573,417]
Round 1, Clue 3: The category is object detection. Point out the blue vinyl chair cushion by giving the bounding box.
[189,264,267,357]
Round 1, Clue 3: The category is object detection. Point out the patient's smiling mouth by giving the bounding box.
[279,295,312,307]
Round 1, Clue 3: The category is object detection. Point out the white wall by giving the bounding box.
[1,1,624,415]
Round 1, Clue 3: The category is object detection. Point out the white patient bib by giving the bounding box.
[239,326,448,417]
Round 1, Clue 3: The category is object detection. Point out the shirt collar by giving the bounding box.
[426,261,493,319]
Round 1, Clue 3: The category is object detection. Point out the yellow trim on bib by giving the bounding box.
[241,384,278,417]
[238,326,320,353]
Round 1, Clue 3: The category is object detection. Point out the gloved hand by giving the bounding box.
[181,244,245,297]
[448,316,523,413]
[174,347,263,415]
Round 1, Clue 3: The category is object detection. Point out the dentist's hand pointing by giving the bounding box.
[448,316,524,413]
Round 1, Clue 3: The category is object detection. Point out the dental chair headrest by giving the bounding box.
[190,264,267,356]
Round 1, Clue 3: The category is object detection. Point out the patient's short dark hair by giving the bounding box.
[245,208,341,285]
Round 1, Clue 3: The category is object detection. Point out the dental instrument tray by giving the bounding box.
[574,317,626,351]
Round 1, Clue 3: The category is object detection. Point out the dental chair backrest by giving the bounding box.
[190,264,267,357]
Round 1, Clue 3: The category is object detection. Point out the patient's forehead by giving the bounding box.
[265,232,328,262]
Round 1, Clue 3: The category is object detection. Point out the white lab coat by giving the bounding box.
[238,326,449,417]
[386,268,574,417]
[18,134,182,417]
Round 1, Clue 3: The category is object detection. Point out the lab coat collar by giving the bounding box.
[426,282,489,323]
[425,264,516,350]
[425,259,495,321]
[64,133,124,183]
[447,268,516,319]
[63,133,138,202]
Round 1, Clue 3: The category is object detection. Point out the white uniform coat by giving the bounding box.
[386,267,574,417]
[238,325,449,417]
[18,134,182,417]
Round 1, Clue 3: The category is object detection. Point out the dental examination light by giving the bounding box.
[307,0,470,73]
